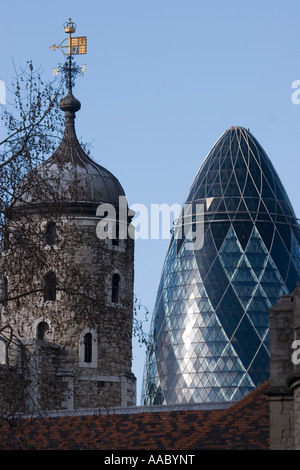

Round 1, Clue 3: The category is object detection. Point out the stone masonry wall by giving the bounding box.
[0,213,136,412]
[269,285,300,450]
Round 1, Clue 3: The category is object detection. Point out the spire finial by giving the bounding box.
[50,18,87,92]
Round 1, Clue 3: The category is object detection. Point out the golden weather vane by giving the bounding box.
[50,18,87,90]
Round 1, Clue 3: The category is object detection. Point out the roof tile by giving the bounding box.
[0,381,269,450]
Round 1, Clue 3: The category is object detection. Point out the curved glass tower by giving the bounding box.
[142,126,300,405]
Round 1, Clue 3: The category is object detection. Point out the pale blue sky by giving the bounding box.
[1,0,300,402]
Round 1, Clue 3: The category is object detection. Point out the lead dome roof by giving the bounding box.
[13,90,125,212]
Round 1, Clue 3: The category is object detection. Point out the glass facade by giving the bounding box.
[142,126,300,405]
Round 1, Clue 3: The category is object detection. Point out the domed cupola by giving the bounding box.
[13,88,125,214]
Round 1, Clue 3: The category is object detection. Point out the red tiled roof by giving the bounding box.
[0,382,269,450]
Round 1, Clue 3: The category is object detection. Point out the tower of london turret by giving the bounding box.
[0,86,136,412]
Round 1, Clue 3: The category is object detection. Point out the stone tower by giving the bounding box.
[0,87,136,412]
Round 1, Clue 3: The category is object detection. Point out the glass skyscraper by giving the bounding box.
[142,126,300,405]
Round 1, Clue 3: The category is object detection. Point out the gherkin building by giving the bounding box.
[142,126,300,406]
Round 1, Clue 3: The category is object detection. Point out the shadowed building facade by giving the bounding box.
[142,126,300,405]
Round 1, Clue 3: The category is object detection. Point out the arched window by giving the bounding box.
[112,222,119,246]
[2,277,8,306]
[84,332,93,363]
[37,321,49,340]
[111,273,120,303]
[44,271,56,301]
[45,221,57,245]
[79,329,97,368]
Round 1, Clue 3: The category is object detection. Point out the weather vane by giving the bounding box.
[50,18,87,90]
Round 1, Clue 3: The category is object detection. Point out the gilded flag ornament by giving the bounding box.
[50,18,87,90]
